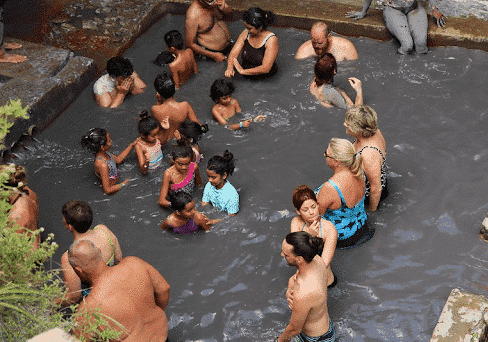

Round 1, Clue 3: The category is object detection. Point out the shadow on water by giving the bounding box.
[12,15,488,341]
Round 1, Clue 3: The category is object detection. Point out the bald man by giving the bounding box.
[295,22,358,62]
[68,240,171,341]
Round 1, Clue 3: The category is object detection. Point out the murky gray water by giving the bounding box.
[12,15,488,341]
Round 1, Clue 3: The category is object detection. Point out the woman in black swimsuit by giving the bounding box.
[224,7,279,79]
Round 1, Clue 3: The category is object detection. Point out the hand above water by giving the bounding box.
[212,51,227,63]
[160,116,170,130]
[432,6,446,27]
[116,77,133,95]
[348,77,363,92]
[345,10,367,20]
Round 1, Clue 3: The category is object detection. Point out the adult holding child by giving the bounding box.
[316,138,373,249]
[310,53,363,109]
[225,7,279,79]
[346,0,446,54]
[345,106,388,211]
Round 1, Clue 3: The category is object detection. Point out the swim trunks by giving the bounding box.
[138,139,163,170]
[93,74,116,96]
[241,32,277,78]
[170,162,197,195]
[315,180,372,249]
[297,320,335,342]
[357,145,389,204]
[170,218,199,234]
[202,181,239,214]
[96,153,118,180]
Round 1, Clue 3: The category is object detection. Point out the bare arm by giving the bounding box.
[95,159,126,195]
[225,30,246,78]
[235,35,279,76]
[295,40,313,60]
[317,183,335,215]
[147,262,171,310]
[134,141,149,174]
[345,0,373,19]
[212,106,250,130]
[185,102,202,126]
[348,77,364,107]
[130,71,146,94]
[58,252,82,305]
[158,169,172,208]
[194,163,202,187]
[320,219,337,267]
[361,149,383,211]
[278,287,313,342]
[193,211,218,231]
[113,139,136,164]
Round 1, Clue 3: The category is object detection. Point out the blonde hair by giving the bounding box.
[328,138,363,177]
[344,105,378,138]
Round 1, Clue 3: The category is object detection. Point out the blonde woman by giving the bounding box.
[315,138,372,249]
[345,105,387,211]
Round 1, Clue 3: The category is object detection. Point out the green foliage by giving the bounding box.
[0,99,29,150]
[73,305,127,342]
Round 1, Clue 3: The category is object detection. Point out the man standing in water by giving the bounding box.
[69,240,171,341]
[296,21,358,62]
[185,0,233,62]
[0,0,26,63]
[278,232,335,342]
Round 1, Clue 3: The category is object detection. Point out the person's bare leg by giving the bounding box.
[0,50,26,63]
[4,42,22,50]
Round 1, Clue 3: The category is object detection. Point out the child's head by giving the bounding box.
[169,192,195,219]
[106,57,133,79]
[171,145,193,171]
[81,128,109,154]
[154,51,175,67]
[61,200,93,233]
[243,7,274,30]
[154,72,176,99]
[210,78,235,103]
[138,110,160,142]
[164,30,184,51]
[206,150,235,187]
[314,53,337,86]
[176,119,205,146]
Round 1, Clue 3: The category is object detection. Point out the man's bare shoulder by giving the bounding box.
[187,1,205,19]
[295,40,315,59]
[330,36,358,60]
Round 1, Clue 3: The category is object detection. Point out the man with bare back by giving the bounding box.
[69,240,171,341]
[0,0,26,63]
[296,21,358,62]
[185,0,233,62]
[278,232,336,342]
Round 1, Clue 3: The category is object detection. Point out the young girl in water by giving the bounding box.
[174,119,207,164]
[159,145,202,208]
[135,110,169,174]
[210,78,265,130]
[202,150,239,215]
[290,185,338,287]
[159,192,220,234]
[81,128,137,195]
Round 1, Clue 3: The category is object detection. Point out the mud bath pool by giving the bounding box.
[13,14,488,341]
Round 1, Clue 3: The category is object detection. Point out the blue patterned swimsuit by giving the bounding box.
[316,180,373,249]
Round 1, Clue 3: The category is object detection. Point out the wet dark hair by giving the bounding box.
[138,110,160,136]
[154,51,175,66]
[292,185,317,211]
[177,119,206,146]
[171,145,193,162]
[154,72,176,99]
[169,191,193,211]
[314,53,337,86]
[243,7,274,30]
[80,128,108,154]
[285,231,324,263]
[207,150,235,177]
[106,56,133,79]
[62,200,93,234]
[164,30,184,50]
[210,78,235,103]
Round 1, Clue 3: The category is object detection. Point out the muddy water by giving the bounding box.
[13,15,488,341]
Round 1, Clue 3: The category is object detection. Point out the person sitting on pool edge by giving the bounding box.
[163,29,198,90]
[58,200,122,305]
[185,0,233,62]
[296,21,358,62]
[279,231,335,342]
[93,56,146,108]
[68,240,170,341]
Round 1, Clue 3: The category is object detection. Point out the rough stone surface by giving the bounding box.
[431,288,488,342]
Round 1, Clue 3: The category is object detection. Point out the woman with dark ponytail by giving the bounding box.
[202,150,239,215]
[315,138,373,249]
[225,7,279,79]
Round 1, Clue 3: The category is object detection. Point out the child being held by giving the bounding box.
[160,192,219,234]
[202,150,239,215]
[164,30,198,90]
[135,110,169,174]
[210,78,265,130]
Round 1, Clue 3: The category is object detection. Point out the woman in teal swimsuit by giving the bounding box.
[316,138,373,249]
[290,185,338,287]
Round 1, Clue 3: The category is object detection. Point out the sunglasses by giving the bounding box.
[323,151,334,159]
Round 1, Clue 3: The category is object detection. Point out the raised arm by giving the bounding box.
[113,139,137,164]
[345,0,373,20]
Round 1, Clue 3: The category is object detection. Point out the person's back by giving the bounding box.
[169,48,198,89]
[84,257,169,341]
[9,186,39,249]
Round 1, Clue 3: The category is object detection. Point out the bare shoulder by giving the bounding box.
[186,1,201,19]
[290,216,303,232]
[295,40,314,59]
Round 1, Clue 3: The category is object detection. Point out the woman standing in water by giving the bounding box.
[291,185,338,287]
[225,7,279,79]
[346,0,445,54]
[345,106,388,211]
[316,138,372,249]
